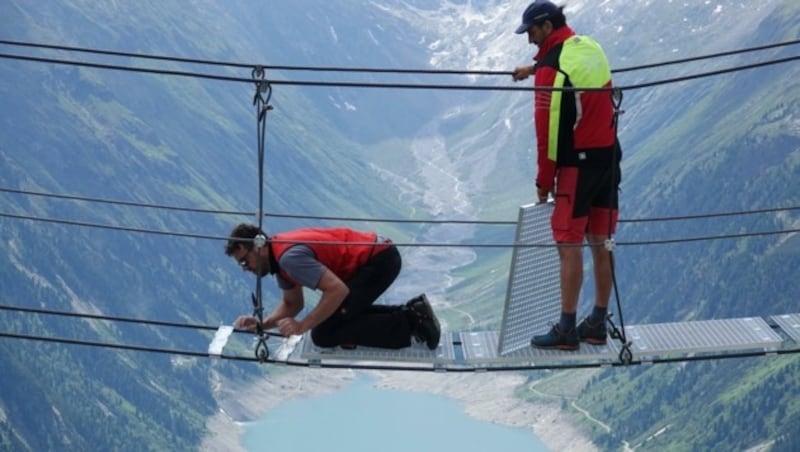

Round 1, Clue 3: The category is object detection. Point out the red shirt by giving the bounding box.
[532,26,617,191]
[270,228,389,285]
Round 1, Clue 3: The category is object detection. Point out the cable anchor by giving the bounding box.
[248,291,270,363]
[254,335,270,363]
[606,313,633,364]
[610,87,625,127]
[618,343,633,364]
[251,66,273,114]
[611,87,624,111]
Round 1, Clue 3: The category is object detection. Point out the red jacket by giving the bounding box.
[270,228,390,283]
[532,26,617,191]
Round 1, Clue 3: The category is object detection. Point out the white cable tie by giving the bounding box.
[604,238,616,251]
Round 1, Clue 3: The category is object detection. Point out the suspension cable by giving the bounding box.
[623,55,800,90]
[1,51,797,92]
[607,88,631,362]
[2,186,797,225]
[0,330,245,360]
[1,211,798,248]
[0,187,247,215]
[612,38,800,73]
[1,329,798,372]
[618,206,800,223]
[1,38,797,76]
[0,303,283,337]
[0,51,564,91]
[0,39,508,76]
[248,67,274,362]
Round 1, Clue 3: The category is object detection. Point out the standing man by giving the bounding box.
[512,1,622,350]
[225,223,441,350]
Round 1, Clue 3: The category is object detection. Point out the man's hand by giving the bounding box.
[537,186,550,203]
[512,65,536,82]
[234,315,258,332]
[277,318,305,337]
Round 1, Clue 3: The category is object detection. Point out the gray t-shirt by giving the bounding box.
[276,245,326,290]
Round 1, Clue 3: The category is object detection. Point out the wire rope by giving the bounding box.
[0,303,283,337]
[0,329,797,371]
[2,211,798,248]
[2,186,797,226]
[0,51,797,92]
[606,89,630,358]
[248,68,273,361]
[1,38,797,76]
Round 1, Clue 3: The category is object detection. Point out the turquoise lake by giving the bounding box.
[242,375,549,452]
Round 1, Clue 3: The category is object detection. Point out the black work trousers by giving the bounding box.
[310,245,413,349]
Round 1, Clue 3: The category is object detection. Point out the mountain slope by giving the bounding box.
[0,1,443,449]
[366,0,799,449]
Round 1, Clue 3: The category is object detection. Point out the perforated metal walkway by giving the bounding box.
[211,203,799,370]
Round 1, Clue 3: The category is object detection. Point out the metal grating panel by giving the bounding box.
[625,317,782,357]
[772,314,800,342]
[271,316,795,369]
[300,331,456,364]
[461,331,500,362]
[497,203,560,355]
[462,331,616,364]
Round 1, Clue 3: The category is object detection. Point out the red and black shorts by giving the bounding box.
[552,164,620,244]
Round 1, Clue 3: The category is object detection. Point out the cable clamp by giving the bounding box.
[611,87,624,109]
[250,292,264,320]
[618,343,633,365]
[251,65,265,80]
[255,336,270,363]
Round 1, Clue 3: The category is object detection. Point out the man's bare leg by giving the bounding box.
[558,244,583,329]
[587,233,613,310]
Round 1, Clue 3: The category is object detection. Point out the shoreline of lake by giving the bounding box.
[201,367,597,452]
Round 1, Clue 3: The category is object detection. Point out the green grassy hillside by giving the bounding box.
[0,1,434,449]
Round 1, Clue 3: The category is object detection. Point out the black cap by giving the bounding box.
[515,1,561,34]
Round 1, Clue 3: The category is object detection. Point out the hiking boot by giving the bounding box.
[407,294,441,350]
[530,324,579,350]
[577,317,608,345]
